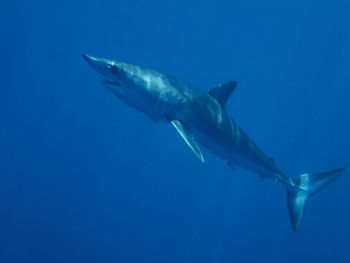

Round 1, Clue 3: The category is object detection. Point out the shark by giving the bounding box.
[83,54,349,232]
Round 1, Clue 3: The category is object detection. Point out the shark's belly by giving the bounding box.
[200,125,284,179]
[195,126,279,179]
[178,97,284,179]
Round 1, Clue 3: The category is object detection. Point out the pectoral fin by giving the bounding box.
[171,120,205,163]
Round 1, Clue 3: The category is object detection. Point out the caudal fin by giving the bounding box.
[286,167,350,232]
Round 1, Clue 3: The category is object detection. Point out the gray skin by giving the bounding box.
[82,55,290,183]
[83,54,349,232]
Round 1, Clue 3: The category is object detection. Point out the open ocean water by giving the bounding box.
[1,0,350,262]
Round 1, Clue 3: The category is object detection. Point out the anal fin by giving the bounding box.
[171,120,205,163]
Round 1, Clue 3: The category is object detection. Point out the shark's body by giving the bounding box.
[83,54,349,232]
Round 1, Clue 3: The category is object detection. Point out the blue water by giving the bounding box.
[2,0,350,262]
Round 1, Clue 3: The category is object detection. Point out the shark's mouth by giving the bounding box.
[102,79,121,88]
[102,79,124,98]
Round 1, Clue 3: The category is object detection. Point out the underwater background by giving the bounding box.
[2,0,350,262]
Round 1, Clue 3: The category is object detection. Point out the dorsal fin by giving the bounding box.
[208,81,237,108]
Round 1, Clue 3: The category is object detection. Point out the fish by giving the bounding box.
[83,54,349,232]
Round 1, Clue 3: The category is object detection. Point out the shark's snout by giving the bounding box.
[82,54,118,79]
[82,54,99,64]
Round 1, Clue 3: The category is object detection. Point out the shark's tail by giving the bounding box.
[286,167,350,232]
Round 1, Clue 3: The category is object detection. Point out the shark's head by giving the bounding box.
[83,54,186,121]
[82,54,130,84]
[83,54,158,112]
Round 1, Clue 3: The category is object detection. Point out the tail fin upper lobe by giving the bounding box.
[286,167,350,232]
